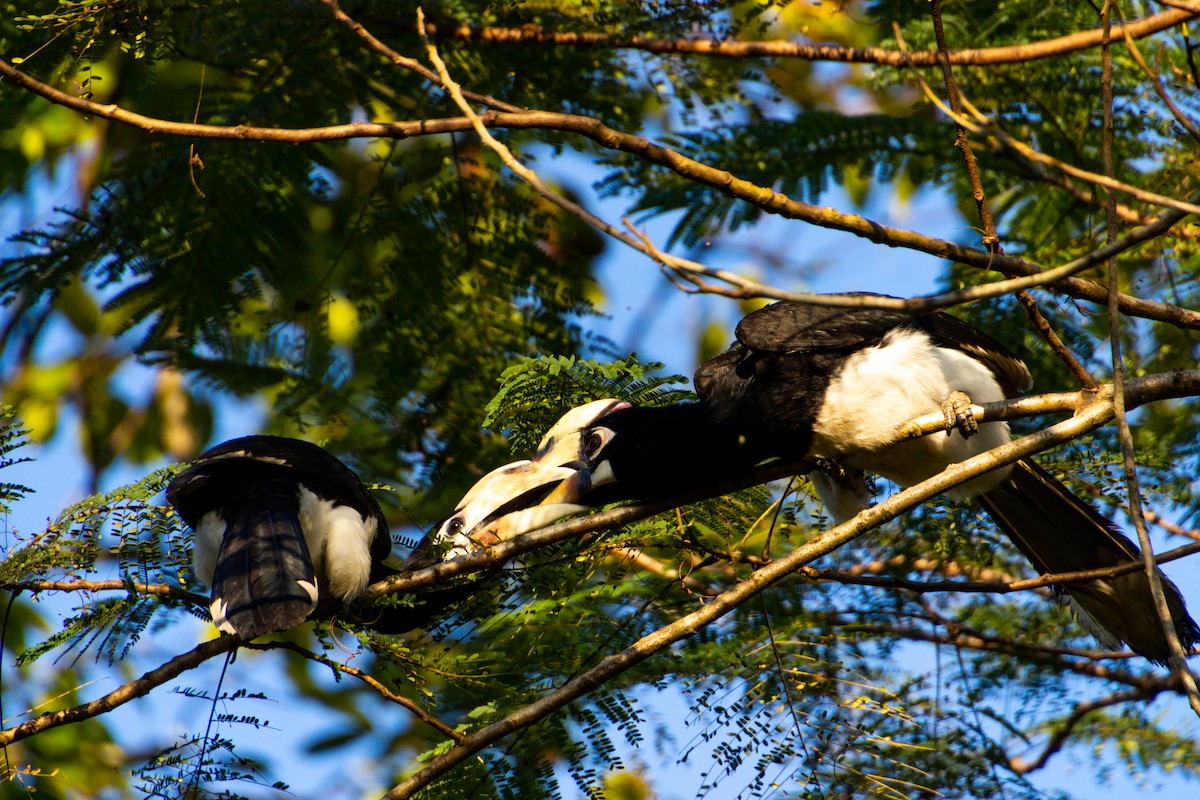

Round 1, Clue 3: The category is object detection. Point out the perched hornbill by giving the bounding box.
[168,435,392,640]
[459,299,1200,663]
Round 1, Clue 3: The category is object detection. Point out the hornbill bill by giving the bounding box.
[420,459,589,562]
[459,299,1200,664]
[168,435,391,640]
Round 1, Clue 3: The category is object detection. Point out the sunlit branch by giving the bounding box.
[2,56,1197,329]
[899,36,1200,220]
[0,579,207,606]
[375,369,1200,597]
[0,636,236,747]
[410,8,1197,68]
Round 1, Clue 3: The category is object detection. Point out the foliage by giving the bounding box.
[2,1,1200,799]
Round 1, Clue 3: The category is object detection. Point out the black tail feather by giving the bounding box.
[210,483,317,640]
[978,458,1199,664]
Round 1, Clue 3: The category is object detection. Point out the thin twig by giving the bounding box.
[246,640,466,742]
[1015,292,1099,389]
[1100,0,1200,716]
[1118,8,1200,144]
[928,0,999,250]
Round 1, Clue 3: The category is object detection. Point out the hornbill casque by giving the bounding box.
[446,298,1200,664]
[168,435,393,640]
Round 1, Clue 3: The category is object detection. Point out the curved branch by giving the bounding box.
[246,640,465,743]
[0,635,237,746]
[375,369,1200,598]
[1008,687,1164,775]
[2,57,1197,328]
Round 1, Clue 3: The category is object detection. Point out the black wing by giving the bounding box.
[728,296,1032,398]
[168,435,391,565]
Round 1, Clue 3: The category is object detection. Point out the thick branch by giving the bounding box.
[376,369,1200,598]
[0,636,236,746]
[383,401,1123,797]
[413,9,1198,67]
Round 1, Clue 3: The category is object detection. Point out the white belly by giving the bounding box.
[809,327,1013,502]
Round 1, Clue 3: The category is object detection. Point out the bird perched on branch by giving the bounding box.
[449,297,1200,664]
[168,435,392,640]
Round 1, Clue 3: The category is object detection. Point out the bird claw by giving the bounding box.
[813,457,850,480]
[942,391,978,438]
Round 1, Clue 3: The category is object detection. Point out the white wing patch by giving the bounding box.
[297,485,375,602]
[209,597,237,635]
[810,327,1013,502]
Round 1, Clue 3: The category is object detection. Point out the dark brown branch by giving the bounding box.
[1008,687,1163,775]
[1016,292,1099,389]
[798,541,1200,598]
[928,0,999,250]
[0,636,237,746]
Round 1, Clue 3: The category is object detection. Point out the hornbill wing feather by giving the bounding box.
[733,297,910,354]
[207,482,318,640]
[978,458,1198,663]
[730,297,1032,398]
[168,435,392,638]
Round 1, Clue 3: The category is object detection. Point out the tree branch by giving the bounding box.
[0,636,237,747]
[2,57,1198,328]
[375,369,1200,598]
[408,9,1198,68]
[383,397,1125,797]
[245,640,466,743]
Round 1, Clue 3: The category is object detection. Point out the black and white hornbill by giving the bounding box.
[168,435,391,640]
[460,299,1200,663]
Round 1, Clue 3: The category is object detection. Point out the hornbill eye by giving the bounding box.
[445,515,465,536]
[585,431,605,459]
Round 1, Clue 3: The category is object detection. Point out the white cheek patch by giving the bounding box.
[193,511,227,586]
[298,486,375,603]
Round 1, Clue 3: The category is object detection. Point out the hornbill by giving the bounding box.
[168,435,392,640]
[463,299,1200,663]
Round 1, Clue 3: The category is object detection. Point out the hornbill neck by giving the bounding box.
[578,402,779,504]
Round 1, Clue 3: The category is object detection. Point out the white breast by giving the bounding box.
[810,327,1013,501]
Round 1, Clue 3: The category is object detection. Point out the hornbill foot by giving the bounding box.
[813,456,851,481]
[941,391,978,438]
